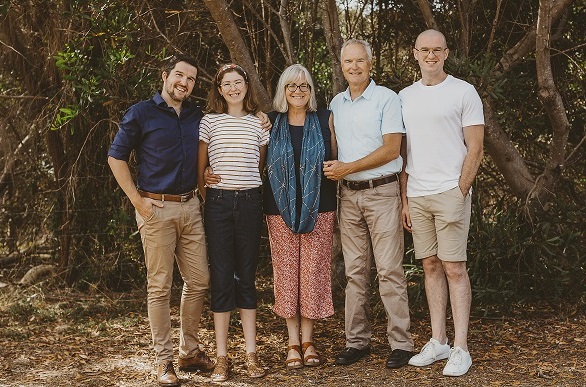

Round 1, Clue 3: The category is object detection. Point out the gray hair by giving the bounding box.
[341,39,373,62]
[273,64,318,113]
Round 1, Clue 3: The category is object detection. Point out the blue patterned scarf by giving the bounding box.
[267,112,324,233]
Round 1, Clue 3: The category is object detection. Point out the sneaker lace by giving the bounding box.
[447,348,462,365]
[419,340,435,357]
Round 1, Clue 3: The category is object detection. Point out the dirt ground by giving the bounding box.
[1,277,585,387]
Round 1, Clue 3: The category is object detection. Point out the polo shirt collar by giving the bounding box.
[342,79,377,101]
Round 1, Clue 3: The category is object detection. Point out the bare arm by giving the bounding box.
[107,156,161,218]
[197,141,209,200]
[323,132,402,181]
[328,113,338,160]
[259,145,268,177]
[459,124,484,195]
[398,136,412,232]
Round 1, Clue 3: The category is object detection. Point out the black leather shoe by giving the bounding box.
[386,349,416,369]
[335,347,370,365]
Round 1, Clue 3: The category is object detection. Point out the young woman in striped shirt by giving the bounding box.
[197,63,269,382]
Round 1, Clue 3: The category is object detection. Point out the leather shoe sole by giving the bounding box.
[335,347,371,365]
[386,349,416,369]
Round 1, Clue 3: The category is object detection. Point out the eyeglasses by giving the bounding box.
[286,83,310,92]
[220,80,245,91]
[415,47,446,56]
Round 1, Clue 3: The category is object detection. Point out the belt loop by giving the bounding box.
[161,194,165,202]
[369,180,374,189]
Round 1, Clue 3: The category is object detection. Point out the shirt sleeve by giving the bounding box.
[107,105,142,161]
[462,85,485,127]
[199,115,211,143]
[380,91,406,136]
[259,123,270,146]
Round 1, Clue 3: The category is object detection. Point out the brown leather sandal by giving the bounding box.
[285,345,304,370]
[302,342,324,367]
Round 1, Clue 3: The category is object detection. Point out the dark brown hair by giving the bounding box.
[206,63,258,114]
[161,54,198,77]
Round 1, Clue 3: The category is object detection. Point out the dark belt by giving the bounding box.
[138,190,195,202]
[341,174,398,190]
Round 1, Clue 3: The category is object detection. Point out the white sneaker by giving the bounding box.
[408,338,450,366]
[442,347,472,376]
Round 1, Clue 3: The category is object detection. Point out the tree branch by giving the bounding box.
[497,0,573,74]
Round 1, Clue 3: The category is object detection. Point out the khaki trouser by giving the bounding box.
[136,197,209,362]
[339,181,413,351]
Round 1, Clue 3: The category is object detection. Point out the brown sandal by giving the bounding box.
[302,342,323,367]
[246,352,266,378]
[285,345,303,370]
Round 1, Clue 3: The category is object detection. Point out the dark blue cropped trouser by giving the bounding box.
[204,187,263,312]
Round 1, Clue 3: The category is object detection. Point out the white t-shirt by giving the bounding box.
[199,113,269,190]
[399,75,484,197]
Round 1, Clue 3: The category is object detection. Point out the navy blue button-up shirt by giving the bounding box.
[108,92,203,194]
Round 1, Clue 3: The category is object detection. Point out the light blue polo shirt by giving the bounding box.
[329,79,405,181]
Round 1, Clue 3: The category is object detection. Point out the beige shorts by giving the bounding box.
[408,186,471,262]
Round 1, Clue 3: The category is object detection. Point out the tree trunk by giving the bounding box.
[414,0,439,30]
[320,0,345,95]
[457,0,472,56]
[202,0,272,110]
[18,264,56,286]
[482,0,572,203]
[278,0,295,65]
[482,99,535,195]
[530,0,571,210]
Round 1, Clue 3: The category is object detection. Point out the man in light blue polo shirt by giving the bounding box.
[324,39,414,369]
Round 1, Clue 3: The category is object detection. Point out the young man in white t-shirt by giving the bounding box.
[399,29,484,377]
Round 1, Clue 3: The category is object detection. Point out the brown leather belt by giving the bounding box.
[138,190,195,202]
[342,174,398,190]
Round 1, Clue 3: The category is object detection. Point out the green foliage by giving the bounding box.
[445,52,508,100]
[468,192,585,303]
[51,105,79,132]
[7,297,59,323]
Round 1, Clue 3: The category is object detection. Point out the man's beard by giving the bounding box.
[166,83,188,102]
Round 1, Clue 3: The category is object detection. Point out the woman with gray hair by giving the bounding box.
[264,64,337,369]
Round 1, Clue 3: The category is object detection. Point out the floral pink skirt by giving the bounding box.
[266,212,335,320]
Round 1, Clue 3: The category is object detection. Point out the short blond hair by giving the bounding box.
[272,64,318,113]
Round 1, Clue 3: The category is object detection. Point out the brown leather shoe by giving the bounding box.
[211,355,230,382]
[245,352,266,378]
[157,360,179,386]
[178,349,215,372]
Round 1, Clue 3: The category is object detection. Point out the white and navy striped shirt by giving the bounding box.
[199,113,269,190]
